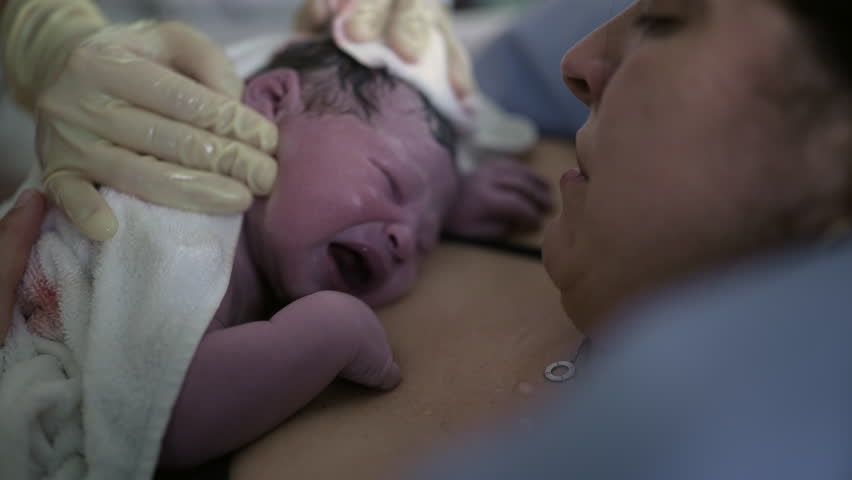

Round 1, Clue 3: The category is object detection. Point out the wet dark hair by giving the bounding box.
[783,2,852,88]
[251,38,457,157]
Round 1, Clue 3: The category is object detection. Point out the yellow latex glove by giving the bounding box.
[294,0,475,99]
[1,0,279,241]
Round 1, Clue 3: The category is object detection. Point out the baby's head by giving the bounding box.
[242,39,460,306]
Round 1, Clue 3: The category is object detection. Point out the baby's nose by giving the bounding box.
[386,223,416,263]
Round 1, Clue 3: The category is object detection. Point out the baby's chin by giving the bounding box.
[274,249,333,301]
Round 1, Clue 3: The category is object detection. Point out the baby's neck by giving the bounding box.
[215,227,276,328]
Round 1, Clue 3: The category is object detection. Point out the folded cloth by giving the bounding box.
[0,189,241,479]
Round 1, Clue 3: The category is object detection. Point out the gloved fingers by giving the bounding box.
[385,0,432,62]
[99,56,278,156]
[82,142,254,215]
[435,9,475,98]
[0,189,47,344]
[157,21,246,100]
[81,101,277,195]
[43,172,119,241]
[343,0,394,43]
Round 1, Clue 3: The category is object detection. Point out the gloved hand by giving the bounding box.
[444,159,554,240]
[0,189,47,345]
[1,0,279,241]
[294,0,475,99]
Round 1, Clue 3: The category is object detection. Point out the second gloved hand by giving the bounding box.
[1,0,279,241]
[295,0,475,99]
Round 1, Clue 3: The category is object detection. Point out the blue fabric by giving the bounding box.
[418,238,852,479]
[474,0,632,138]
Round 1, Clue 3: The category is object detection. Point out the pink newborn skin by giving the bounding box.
[157,41,552,470]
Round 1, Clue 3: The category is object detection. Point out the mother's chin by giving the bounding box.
[542,218,600,335]
[542,215,662,338]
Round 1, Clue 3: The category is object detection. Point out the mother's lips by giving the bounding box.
[560,168,588,186]
[575,151,590,180]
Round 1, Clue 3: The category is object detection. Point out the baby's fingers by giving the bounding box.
[485,188,546,232]
[495,174,554,213]
[342,352,402,390]
[338,297,401,390]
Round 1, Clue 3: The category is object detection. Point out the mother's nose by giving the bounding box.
[560,4,631,109]
[561,50,614,108]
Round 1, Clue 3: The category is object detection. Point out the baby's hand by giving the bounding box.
[332,292,402,390]
[444,159,553,240]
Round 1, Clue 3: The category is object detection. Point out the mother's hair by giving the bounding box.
[783,2,852,87]
[783,1,852,211]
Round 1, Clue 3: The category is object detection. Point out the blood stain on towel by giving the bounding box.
[18,265,63,342]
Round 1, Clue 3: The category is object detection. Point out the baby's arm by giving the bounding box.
[159,291,401,469]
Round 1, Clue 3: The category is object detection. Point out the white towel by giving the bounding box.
[0,189,241,479]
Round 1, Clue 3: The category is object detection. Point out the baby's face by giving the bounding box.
[248,87,458,306]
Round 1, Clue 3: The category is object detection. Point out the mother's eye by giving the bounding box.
[634,14,682,36]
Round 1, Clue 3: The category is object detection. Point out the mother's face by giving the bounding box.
[544,0,852,333]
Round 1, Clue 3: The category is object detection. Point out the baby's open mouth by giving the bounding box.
[328,243,376,294]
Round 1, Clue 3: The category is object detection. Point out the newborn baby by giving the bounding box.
[159,39,551,468]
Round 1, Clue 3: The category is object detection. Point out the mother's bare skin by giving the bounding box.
[232,140,579,480]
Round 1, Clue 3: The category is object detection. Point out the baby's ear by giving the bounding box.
[243,68,305,121]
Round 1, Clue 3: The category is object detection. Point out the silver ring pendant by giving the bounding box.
[544,360,576,383]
